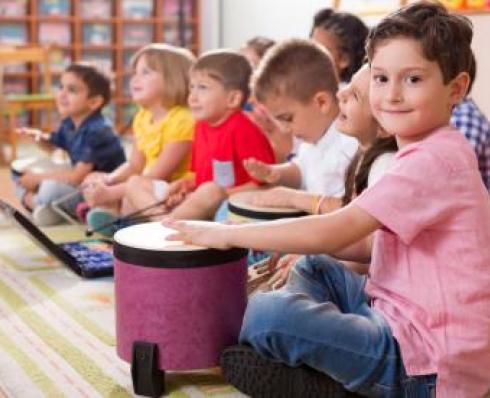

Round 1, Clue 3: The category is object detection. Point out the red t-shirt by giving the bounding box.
[191,110,275,187]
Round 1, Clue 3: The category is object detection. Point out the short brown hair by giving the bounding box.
[366,1,473,85]
[253,39,338,104]
[192,50,252,105]
[245,36,276,59]
[131,43,195,108]
[65,63,111,109]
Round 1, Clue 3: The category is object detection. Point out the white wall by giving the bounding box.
[200,1,490,115]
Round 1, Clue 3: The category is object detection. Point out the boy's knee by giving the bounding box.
[36,180,69,205]
[241,291,294,340]
[196,181,226,202]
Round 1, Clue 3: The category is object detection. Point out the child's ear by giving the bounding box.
[313,91,334,114]
[448,71,470,107]
[227,90,244,109]
[87,95,104,112]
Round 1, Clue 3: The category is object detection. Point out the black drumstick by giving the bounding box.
[85,199,167,237]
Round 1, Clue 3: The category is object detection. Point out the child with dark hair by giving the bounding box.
[310,8,369,84]
[164,2,490,396]
[15,62,125,225]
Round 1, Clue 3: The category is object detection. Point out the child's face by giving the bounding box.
[130,55,165,109]
[369,37,458,147]
[56,72,95,121]
[311,28,349,81]
[336,66,378,146]
[188,70,237,126]
[263,93,335,144]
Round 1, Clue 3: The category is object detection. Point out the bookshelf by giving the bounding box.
[0,0,200,132]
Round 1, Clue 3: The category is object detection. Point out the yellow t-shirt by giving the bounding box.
[132,106,194,181]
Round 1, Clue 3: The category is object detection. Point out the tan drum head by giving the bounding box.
[11,157,68,176]
[113,222,248,269]
[228,191,307,220]
[114,222,202,252]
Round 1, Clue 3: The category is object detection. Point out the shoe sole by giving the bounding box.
[220,346,361,398]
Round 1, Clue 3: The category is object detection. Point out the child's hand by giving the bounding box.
[82,182,111,207]
[244,158,280,184]
[249,187,296,209]
[15,127,49,142]
[266,254,300,289]
[81,172,109,189]
[162,218,232,249]
[19,171,41,191]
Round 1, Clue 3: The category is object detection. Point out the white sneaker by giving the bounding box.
[32,204,63,226]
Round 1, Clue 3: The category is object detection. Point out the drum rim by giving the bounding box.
[228,200,307,220]
[114,242,248,269]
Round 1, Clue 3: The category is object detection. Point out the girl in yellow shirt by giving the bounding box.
[82,44,195,234]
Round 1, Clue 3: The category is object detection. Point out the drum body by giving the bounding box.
[228,191,307,223]
[113,222,248,371]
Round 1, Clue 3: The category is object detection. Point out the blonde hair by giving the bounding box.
[131,43,196,108]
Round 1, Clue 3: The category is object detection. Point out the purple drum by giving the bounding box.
[113,222,248,396]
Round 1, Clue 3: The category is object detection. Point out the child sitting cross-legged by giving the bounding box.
[82,44,195,235]
[163,2,490,397]
[127,50,275,221]
[15,63,125,226]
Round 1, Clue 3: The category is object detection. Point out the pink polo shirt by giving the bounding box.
[354,127,490,398]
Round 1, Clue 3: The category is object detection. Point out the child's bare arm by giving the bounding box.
[244,158,302,188]
[163,203,379,261]
[21,161,93,191]
[15,127,55,152]
[107,145,145,185]
[144,141,192,180]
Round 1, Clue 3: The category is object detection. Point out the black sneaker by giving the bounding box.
[220,345,362,398]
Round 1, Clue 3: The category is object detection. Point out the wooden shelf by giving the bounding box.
[1,0,200,132]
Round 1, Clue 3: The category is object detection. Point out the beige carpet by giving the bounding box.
[0,222,246,397]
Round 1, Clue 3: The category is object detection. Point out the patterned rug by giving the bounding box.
[0,222,246,398]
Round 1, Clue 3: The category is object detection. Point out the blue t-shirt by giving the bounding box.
[50,111,126,172]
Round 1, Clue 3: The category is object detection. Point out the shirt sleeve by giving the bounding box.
[354,146,457,244]
[49,124,66,149]
[165,109,195,142]
[234,123,275,165]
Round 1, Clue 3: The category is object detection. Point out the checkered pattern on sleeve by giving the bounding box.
[451,97,490,192]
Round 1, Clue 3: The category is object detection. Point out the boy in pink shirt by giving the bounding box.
[163,2,490,397]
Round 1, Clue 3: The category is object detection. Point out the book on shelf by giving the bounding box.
[81,50,112,74]
[0,23,27,45]
[122,0,153,19]
[38,22,71,45]
[0,0,26,17]
[122,24,154,45]
[3,78,28,95]
[79,0,111,18]
[39,0,70,16]
[162,0,195,18]
[82,23,112,46]
[48,49,71,73]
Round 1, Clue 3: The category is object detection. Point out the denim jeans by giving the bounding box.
[240,254,436,397]
[35,180,82,216]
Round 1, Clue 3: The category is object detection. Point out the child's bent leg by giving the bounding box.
[170,181,226,220]
[121,175,161,216]
[240,255,402,394]
[36,180,82,215]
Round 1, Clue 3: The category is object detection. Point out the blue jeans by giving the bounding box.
[240,255,436,397]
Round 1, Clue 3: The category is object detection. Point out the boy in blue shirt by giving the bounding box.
[16,63,125,225]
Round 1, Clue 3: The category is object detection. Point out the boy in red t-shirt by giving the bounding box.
[163,50,275,220]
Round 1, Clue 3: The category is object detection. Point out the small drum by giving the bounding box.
[10,157,68,178]
[113,222,248,396]
[228,190,307,223]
